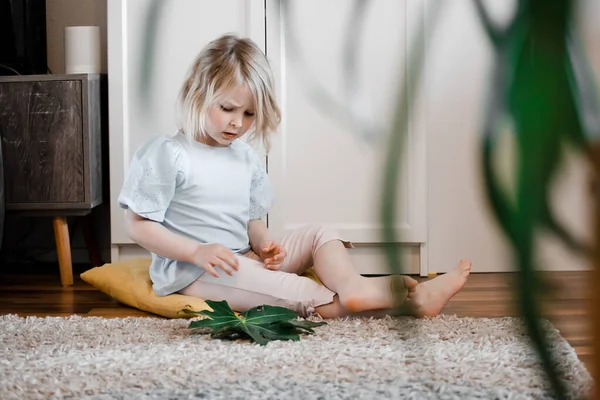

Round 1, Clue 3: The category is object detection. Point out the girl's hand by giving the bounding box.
[259,240,287,270]
[190,244,239,278]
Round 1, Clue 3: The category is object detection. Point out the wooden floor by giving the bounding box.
[0,263,594,375]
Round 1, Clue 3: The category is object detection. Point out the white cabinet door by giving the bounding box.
[265,0,427,273]
[108,0,266,252]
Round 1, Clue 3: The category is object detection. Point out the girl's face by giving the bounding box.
[203,85,256,147]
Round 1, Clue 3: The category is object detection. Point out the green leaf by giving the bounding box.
[184,300,326,345]
[251,324,301,342]
[242,323,299,345]
[177,306,211,318]
[241,304,298,324]
[275,319,328,333]
[475,1,583,398]
[187,300,241,330]
[211,326,252,341]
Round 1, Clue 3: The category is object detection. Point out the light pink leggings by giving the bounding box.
[179,225,352,317]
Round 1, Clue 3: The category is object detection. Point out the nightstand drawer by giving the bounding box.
[0,74,103,211]
[0,80,84,204]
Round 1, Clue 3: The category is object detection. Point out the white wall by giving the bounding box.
[424,0,600,272]
[46,0,108,74]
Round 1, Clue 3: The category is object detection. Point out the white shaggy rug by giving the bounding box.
[0,314,593,399]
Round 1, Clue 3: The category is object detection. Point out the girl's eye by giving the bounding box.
[219,105,233,112]
[245,112,255,117]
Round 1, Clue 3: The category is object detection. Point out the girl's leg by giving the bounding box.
[181,225,471,319]
[314,240,472,318]
[179,255,336,318]
[401,259,472,317]
[274,225,472,318]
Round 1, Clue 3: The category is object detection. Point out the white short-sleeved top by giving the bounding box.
[118,131,274,296]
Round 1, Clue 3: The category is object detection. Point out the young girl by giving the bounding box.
[119,34,471,319]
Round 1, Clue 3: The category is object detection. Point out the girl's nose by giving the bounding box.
[230,118,241,128]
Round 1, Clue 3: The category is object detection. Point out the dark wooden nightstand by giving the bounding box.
[0,73,105,285]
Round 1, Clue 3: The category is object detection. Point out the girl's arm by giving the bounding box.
[248,219,271,254]
[125,209,238,277]
[247,219,286,269]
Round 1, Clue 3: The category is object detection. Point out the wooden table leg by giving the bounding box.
[53,216,73,286]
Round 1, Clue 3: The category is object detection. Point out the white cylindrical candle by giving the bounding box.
[64,26,101,74]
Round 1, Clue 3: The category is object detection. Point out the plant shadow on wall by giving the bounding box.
[138,0,600,398]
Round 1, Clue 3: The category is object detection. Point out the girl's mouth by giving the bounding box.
[222,132,238,140]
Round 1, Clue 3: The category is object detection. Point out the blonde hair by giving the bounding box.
[176,34,281,152]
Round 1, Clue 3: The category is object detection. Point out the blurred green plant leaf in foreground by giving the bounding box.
[475,0,600,397]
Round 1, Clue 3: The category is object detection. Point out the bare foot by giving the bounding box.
[408,259,471,317]
[340,275,418,313]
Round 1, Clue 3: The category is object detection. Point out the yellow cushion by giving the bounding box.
[80,257,322,319]
[80,258,209,319]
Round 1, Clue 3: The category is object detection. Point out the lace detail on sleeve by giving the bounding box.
[118,137,187,222]
[249,152,274,220]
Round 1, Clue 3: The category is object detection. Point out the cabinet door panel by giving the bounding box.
[0,80,84,204]
[266,0,426,243]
